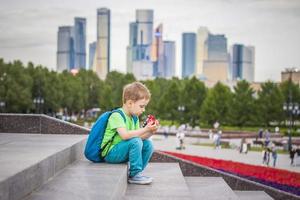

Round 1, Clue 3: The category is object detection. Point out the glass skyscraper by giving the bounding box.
[182,33,196,78]
[163,41,176,78]
[231,44,255,82]
[74,17,86,69]
[127,9,154,80]
[57,26,74,72]
[93,8,110,79]
[196,27,229,82]
[89,42,96,70]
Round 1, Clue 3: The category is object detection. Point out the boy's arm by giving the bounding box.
[117,123,157,140]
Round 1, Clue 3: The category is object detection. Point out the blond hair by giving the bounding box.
[122,82,151,104]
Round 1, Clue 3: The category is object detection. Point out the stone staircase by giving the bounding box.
[0,133,277,200]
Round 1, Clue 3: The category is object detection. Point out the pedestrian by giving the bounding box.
[264,129,271,147]
[262,147,270,166]
[258,129,263,140]
[216,130,222,149]
[290,146,297,166]
[178,124,186,150]
[208,129,213,140]
[271,143,278,167]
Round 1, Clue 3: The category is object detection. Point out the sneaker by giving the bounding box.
[128,173,153,185]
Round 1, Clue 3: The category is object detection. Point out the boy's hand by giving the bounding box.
[145,119,160,133]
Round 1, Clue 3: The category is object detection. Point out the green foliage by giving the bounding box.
[200,82,232,126]
[181,76,207,127]
[0,58,298,130]
[229,80,256,127]
[257,81,285,126]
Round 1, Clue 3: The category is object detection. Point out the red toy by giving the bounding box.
[143,114,157,127]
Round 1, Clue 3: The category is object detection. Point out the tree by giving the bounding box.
[200,82,232,126]
[158,81,181,123]
[2,60,33,113]
[181,76,207,127]
[257,81,285,126]
[105,71,136,107]
[229,80,256,127]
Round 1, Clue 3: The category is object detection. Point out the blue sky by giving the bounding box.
[0,0,299,81]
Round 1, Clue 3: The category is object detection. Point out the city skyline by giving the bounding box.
[0,0,300,81]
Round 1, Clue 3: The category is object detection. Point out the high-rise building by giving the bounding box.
[74,17,86,69]
[163,41,176,78]
[57,26,74,72]
[182,33,196,78]
[127,9,154,80]
[152,24,164,77]
[136,10,153,46]
[89,42,96,69]
[93,8,110,79]
[196,27,229,82]
[231,44,255,82]
[196,27,209,76]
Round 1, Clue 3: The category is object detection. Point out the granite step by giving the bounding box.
[123,163,192,200]
[0,133,86,200]
[185,176,239,200]
[234,191,274,200]
[24,161,128,200]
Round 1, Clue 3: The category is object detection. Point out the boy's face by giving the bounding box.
[128,98,149,116]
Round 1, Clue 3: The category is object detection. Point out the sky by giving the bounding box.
[0,0,300,82]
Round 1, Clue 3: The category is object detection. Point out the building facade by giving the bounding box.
[231,44,255,82]
[163,41,176,78]
[182,33,196,78]
[57,26,74,72]
[127,9,154,80]
[89,42,96,70]
[93,8,111,79]
[74,17,86,69]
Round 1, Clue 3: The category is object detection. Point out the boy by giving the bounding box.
[101,82,158,185]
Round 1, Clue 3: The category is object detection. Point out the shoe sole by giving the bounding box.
[128,179,152,185]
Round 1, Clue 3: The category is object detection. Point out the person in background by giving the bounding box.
[271,143,278,167]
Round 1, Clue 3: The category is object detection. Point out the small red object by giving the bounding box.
[146,115,156,125]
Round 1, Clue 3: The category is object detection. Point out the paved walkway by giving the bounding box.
[152,135,300,173]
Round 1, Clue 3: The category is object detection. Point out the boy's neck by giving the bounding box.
[122,104,132,117]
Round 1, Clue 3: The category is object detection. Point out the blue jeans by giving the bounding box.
[104,137,154,177]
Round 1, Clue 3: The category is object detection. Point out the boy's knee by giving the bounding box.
[128,137,143,148]
[143,139,154,151]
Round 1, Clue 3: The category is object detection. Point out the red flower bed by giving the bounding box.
[162,151,300,188]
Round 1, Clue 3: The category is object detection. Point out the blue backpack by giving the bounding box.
[84,108,138,163]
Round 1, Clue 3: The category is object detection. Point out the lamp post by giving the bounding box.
[0,101,5,113]
[33,97,44,114]
[178,105,185,123]
[283,102,299,151]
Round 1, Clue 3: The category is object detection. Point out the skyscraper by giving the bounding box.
[196,27,229,82]
[196,27,209,76]
[182,33,196,78]
[127,9,154,80]
[231,44,255,82]
[152,24,164,77]
[136,10,153,46]
[163,41,176,78]
[57,26,74,72]
[74,17,86,69]
[93,8,110,79]
[89,42,96,69]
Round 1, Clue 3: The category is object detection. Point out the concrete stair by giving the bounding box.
[0,133,86,200]
[185,177,239,200]
[24,161,127,200]
[123,163,192,200]
[0,133,276,200]
[234,191,274,200]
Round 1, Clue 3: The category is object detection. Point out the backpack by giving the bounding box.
[84,108,138,163]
